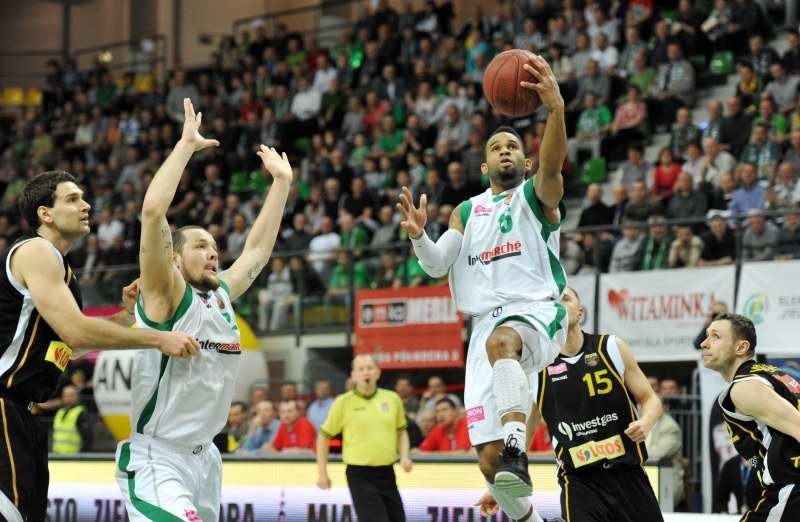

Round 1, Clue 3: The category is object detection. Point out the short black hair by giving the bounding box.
[716,313,757,354]
[435,397,457,409]
[230,401,248,412]
[172,225,206,253]
[487,126,523,145]
[18,171,77,230]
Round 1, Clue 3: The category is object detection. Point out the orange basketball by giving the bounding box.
[482,49,541,118]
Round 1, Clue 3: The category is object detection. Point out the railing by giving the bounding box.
[0,49,61,88]
[73,207,799,340]
[72,34,168,79]
[230,0,362,47]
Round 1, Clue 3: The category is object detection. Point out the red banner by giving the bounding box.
[354,286,464,369]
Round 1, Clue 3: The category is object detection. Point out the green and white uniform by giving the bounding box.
[455,178,568,446]
[115,282,241,521]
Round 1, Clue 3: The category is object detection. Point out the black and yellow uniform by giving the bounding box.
[533,332,663,522]
[0,237,81,521]
[719,360,800,521]
[320,388,407,522]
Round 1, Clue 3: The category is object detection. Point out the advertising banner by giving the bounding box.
[598,266,735,361]
[48,460,660,521]
[354,286,464,369]
[736,260,800,355]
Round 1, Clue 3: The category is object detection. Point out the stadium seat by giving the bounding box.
[579,158,607,185]
[23,88,43,107]
[1,87,24,107]
[229,170,251,193]
[709,51,734,76]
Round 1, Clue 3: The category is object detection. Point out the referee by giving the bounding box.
[316,354,412,521]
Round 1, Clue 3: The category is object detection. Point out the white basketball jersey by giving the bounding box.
[131,282,241,446]
[449,177,567,316]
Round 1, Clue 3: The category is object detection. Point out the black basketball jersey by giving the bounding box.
[719,360,800,488]
[533,332,647,472]
[0,237,82,404]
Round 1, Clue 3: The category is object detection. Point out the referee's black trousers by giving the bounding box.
[346,464,405,522]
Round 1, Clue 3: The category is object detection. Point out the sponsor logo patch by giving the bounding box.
[548,363,567,376]
[45,341,72,372]
[197,339,241,354]
[473,204,492,216]
[467,241,523,266]
[584,353,599,368]
[467,405,486,424]
[569,434,626,467]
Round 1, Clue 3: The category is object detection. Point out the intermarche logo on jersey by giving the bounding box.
[467,240,523,266]
[197,338,241,354]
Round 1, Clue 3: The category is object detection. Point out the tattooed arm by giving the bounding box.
[220,146,292,301]
[140,98,219,321]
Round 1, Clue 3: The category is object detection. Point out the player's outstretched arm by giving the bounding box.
[730,380,800,443]
[398,187,463,278]
[221,145,291,301]
[140,98,219,317]
[618,337,663,443]
[15,240,198,356]
[521,55,565,217]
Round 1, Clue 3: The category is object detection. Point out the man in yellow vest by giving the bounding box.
[52,385,92,454]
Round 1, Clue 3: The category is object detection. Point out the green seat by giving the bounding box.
[709,51,734,76]
[579,158,607,185]
[661,9,678,23]
[247,170,270,195]
[689,54,707,69]
[294,136,310,155]
[229,170,250,193]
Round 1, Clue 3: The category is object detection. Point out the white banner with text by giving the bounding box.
[599,266,736,361]
[736,260,800,355]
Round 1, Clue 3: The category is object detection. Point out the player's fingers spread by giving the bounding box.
[523,63,544,80]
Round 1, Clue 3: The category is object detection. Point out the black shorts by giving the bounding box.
[741,483,800,522]
[0,398,49,521]
[559,464,663,522]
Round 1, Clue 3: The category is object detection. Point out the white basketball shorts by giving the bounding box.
[464,300,567,446]
[115,433,221,521]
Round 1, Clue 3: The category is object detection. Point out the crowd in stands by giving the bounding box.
[0,1,797,325]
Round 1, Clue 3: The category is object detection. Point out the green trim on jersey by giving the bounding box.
[496,303,567,340]
[118,442,183,521]
[523,177,560,239]
[522,177,567,294]
[219,280,231,296]
[136,355,170,433]
[136,285,193,332]
[459,200,473,228]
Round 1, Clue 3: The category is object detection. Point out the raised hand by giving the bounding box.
[256,144,292,182]
[520,55,565,112]
[396,186,427,240]
[180,98,220,151]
